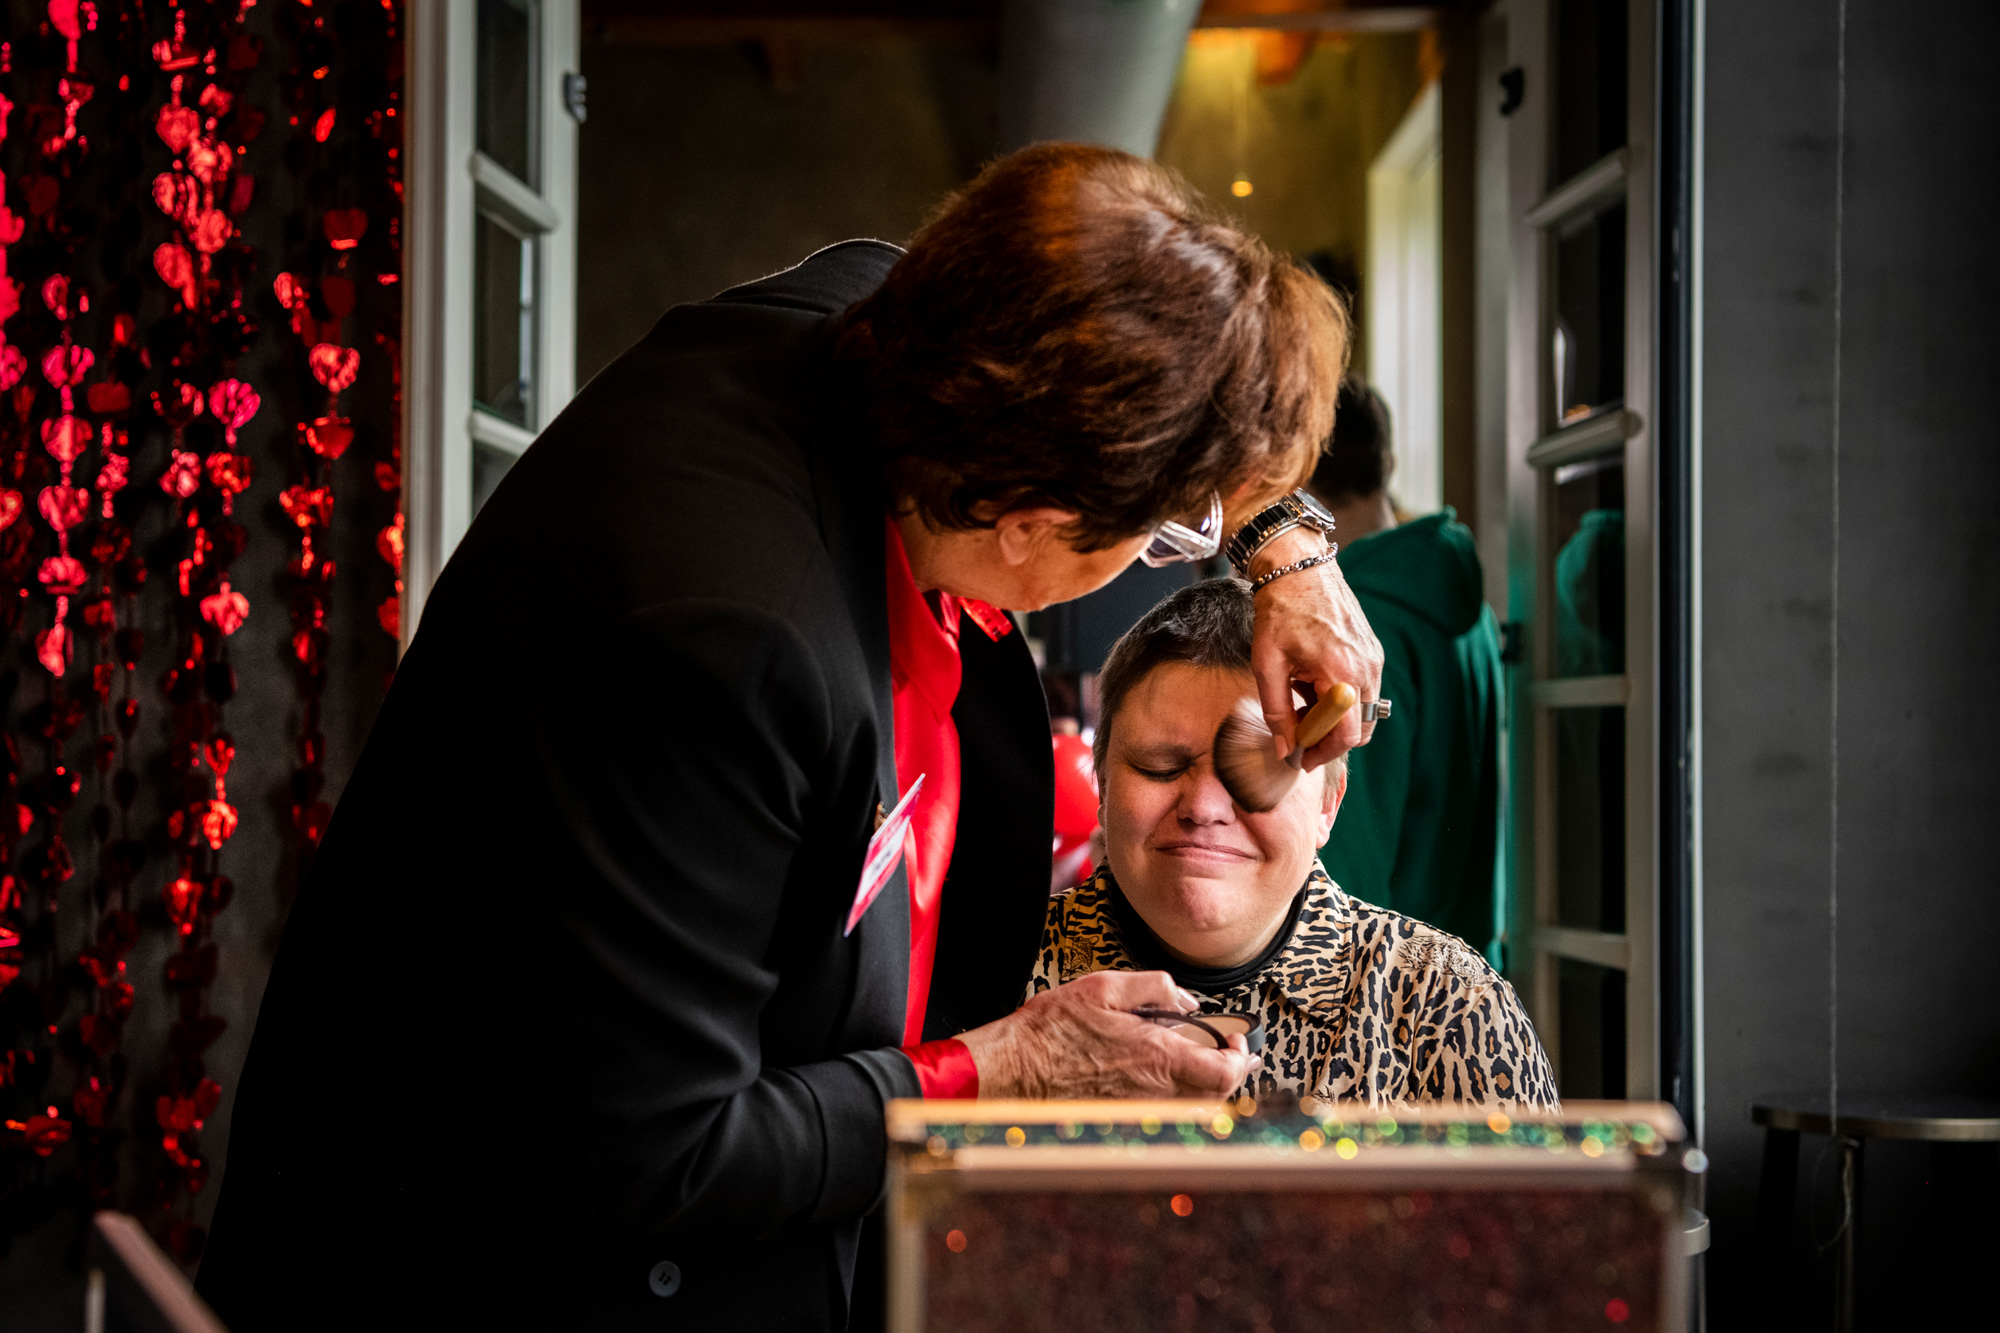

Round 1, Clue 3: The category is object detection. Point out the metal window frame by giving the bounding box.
[1505,0,1660,1099]
[404,0,578,646]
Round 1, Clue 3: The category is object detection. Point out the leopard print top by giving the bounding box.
[1027,865,1559,1112]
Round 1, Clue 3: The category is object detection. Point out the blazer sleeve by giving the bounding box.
[529,598,918,1245]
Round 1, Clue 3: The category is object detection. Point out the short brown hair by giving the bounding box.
[1310,375,1393,502]
[838,143,1349,551]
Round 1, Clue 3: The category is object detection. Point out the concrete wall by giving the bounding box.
[1699,0,2000,1323]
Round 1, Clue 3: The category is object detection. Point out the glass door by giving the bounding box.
[403,0,580,641]
[1503,0,1657,1099]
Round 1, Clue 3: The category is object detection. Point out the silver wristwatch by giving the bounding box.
[1225,489,1338,575]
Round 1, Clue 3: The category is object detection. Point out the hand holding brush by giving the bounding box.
[1212,682,1358,813]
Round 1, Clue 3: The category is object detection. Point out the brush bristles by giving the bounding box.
[1213,708,1299,813]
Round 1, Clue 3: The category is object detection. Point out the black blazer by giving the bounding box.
[196,243,1054,1331]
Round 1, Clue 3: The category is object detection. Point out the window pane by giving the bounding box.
[477,0,538,188]
[1551,202,1625,425]
[1552,0,1627,186]
[1556,957,1626,1098]
[1554,705,1623,932]
[474,210,535,428]
[1551,456,1624,676]
[473,442,518,516]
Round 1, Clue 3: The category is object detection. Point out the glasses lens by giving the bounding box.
[1138,493,1224,569]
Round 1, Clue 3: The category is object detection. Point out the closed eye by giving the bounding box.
[1131,763,1188,782]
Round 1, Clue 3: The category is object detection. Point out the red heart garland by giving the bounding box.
[154,381,205,427]
[37,485,88,532]
[198,581,248,637]
[320,275,356,317]
[305,416,353,460]
[273,272,309,311]
[0,490,21,531]
[185,137,232,186]
[40,343,93,388]
[323,207,369,250]
[208,378,260,438]
[47,0,80,39]
[0,346,26,392]
[38,555,88,593]
[39,275,69,320]
[0,278,18,324]
[162,875,201,928]
[205,451,253,498]
[40,415,91,463]
[159,449,202,500]
[200,799,239,850]
[279,484,334,530]
[152,171,199,225]
[0,207,24,246]
[35,623,69,676]
[226,174,255,216]
[189,209,232,255]
[204,735,235,778]
[155,103,199,155]
[153,242,197,306]
[308,343,360,393]
[85,382,130,416]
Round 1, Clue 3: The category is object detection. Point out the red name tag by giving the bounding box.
[846,775,925,936]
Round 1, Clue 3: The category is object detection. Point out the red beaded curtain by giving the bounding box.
[0,0,403,1270]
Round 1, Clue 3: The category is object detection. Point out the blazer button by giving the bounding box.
[648,1260,682,1298]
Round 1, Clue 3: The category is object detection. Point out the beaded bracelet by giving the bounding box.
[1249,548,1339,592]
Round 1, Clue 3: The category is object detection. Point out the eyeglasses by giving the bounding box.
[1139,491,1225,568]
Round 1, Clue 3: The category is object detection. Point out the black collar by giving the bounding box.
[1105,874,1309,994]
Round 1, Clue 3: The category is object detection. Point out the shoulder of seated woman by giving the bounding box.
[1348,903,1496,988]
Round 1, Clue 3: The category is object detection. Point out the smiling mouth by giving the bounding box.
[1154,842,1257,862]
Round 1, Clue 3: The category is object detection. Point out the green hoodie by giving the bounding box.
[1318,509,1504,961]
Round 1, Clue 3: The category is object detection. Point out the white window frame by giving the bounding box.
[1367,79,1444,517]
[403,0,579,646]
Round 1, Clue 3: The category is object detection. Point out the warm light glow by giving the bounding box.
[1334,1137,1359,1159]
[1170,1194,1194,1217]
[1231,177,1254,197]
[1298,1127,1324,1151]
[1005,1125,1026,1147]
[945,1229,967,1253]
[1488,1111,1512,1134]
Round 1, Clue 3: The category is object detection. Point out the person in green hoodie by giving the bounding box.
[1308,377,1506,964]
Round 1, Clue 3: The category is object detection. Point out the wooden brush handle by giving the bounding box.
[1296,683,1359,751]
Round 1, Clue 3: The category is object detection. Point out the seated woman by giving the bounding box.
[1029,578,1557,1111]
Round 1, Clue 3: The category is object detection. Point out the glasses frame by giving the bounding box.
[1139,491,1225,568]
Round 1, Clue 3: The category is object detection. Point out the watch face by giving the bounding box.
[1293,488,1337,528]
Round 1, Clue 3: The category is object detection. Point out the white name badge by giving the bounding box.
[845,774,925,936]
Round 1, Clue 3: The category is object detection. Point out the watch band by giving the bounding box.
[1226,490,1337,575]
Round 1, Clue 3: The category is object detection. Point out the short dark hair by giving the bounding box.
[838,143,1350,551]
[1309,374,1393,502]
[1093,578,1256,774]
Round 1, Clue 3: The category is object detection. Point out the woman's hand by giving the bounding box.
[1246,527,1385,767]
[956,971,1257,1099]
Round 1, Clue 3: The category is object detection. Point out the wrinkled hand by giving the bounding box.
[957,971,1256,1100]
[1247,527,1385,767]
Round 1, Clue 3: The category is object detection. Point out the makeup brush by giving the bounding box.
[1212,682,1358,813]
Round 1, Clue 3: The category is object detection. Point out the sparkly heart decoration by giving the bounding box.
[185,137,232,186]
[155,103,199,155]
[226,174,255,216]
[305,416,353,460]
[0,345,24,393]
[189,209,232,255]
[153,242,197,305]
[85,382,130,416]
[40,344,92,388]
[0,490,21,531]
[0,207,24,246]
[198,581,248,636]
[40,415,91,463]
[38,555,87,593]
[200,798,239,849]
[162,874,201,928]
[154,381,205,427]
[0,278,18,325]
[204,735,235,778]
[308,343,359,393]
[47,0,81,40]
[207,378,260,439]
[376,516,405,572]
[159,449,202,500]
[152,171,198,224]
[37,485,88,532]
[279,484,334,530]
[204,451,253,498]
[273,272,309,311]
[150,39,201,72]
[40,274,69,320]
[35,623,69,676]
[323,207,369,250]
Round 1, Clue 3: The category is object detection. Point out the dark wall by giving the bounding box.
[576,37,998,386]
[1699,0,2000,1324]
